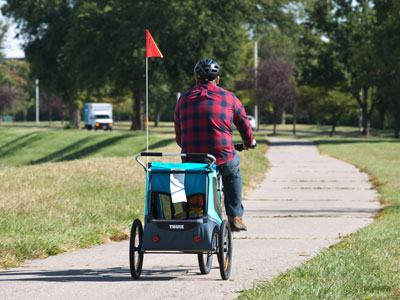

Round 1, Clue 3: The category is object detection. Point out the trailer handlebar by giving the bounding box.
[135,152,217,171]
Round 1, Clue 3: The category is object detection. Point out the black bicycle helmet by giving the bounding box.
[194,59,220,81]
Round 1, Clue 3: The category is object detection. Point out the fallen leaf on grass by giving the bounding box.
[111,232,130,242]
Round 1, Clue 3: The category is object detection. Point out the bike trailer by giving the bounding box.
[131,152,233,280]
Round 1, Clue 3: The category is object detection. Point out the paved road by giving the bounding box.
[0,138,380,300]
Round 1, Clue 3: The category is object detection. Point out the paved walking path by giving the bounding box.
[0,138,380,300]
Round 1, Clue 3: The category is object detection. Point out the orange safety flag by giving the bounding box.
[146,30,163,58]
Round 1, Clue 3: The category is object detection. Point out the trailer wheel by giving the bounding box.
[198,230,217,274]
[217,220,232,280]
[198,252,213,274]
[129,219,144,279]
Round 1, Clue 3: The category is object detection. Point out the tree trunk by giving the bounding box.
[69,100,81,129]
[11,107,17,120]
[154,108,161,127]
[272,104,279,134]
[130,86,144,131]
[330,126,336,137]
[362,116,371,137]
[23,107,27,122]
[256,100,261,131]
[292,100,297,135]
[49,110,53,125]
[330,113,337,137]
[360,87,377,137]
[360,87,368,136]
[272,112,277,134]
[378,106,386,130]
[395,109,400,138]
[292,118,296,135]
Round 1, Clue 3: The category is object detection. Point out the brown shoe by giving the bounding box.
[228,216,247,232]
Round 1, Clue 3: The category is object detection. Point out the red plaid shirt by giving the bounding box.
[174,82,254,165]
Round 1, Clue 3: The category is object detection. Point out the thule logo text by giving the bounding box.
[169,224,184,230]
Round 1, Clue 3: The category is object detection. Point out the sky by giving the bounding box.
[0,2,25,58]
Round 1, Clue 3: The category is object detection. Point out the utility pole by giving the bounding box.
[254,40,258,131]
[358,91,362,134]
[35,79,39,126]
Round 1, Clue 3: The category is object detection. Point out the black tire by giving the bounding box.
[217,220,233,280]
[129,219,144,279]
[198,229,218,274]
[198,252,213,274]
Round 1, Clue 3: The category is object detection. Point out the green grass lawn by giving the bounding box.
[239,136,400,300]
[0,125,268,268]
[0,125,177,167]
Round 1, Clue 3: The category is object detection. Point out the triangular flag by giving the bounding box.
[146,30,163,58]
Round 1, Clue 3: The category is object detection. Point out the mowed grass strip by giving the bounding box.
[0,127,268,269]
[0,127,175,167]
[239,137,400,300]
[0,157,145,268]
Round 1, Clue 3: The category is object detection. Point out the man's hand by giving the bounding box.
[244,139,257,150]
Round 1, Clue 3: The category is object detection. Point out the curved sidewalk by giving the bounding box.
[0,137,380,300]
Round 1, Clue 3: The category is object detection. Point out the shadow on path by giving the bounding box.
[268,140,315,147]
[0,265,213,282]
[0,267,132,282]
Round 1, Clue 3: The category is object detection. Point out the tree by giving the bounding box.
[304,0,379,136]
[0,86,20,117]
[257,54,296,134]
[62,0,261,130]
[2,0,81,128]
[41,93,63,123]
[2,0,328,131]
[299,86,357,136]
[2,60,35,121]
[0,18,7,58]
[373,0,400,137]
[236,1,312,127]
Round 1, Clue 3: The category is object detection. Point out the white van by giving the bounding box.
[84,103,113,131]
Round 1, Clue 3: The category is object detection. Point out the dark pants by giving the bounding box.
[218,154,243,218]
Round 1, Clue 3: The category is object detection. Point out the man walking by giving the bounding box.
[174,59,255,231]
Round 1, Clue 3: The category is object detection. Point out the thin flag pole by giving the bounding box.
[145,29,162,156]
[146,56,149,153]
